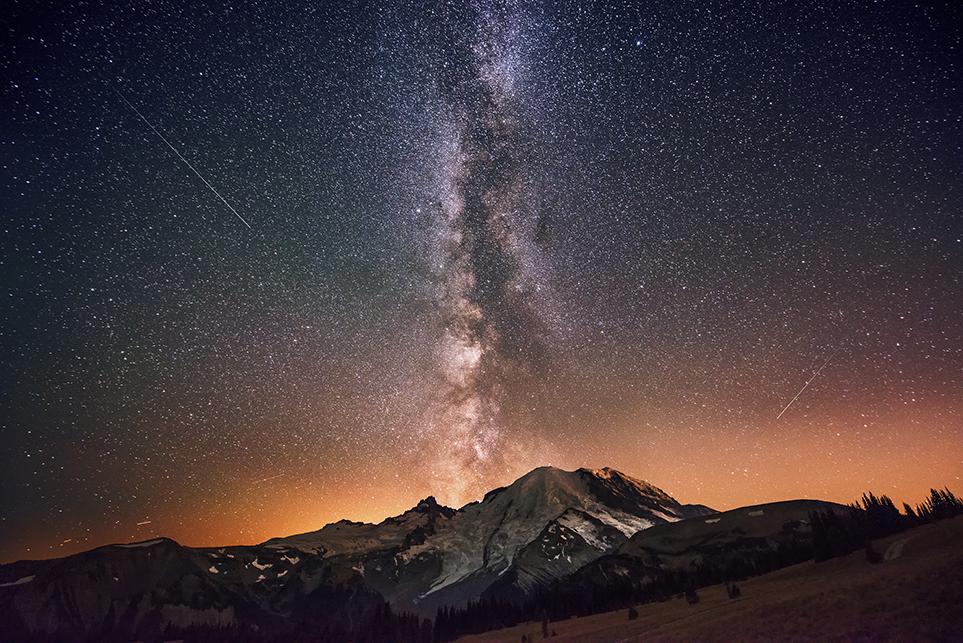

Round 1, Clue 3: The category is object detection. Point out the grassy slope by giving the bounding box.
[460,515,963,642]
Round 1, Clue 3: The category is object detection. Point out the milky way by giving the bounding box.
[1,0,961,561]
[423,2,554,501]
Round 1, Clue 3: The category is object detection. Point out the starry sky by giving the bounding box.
[1,0,961,563]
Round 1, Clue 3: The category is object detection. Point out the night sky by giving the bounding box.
[2,0,961,563]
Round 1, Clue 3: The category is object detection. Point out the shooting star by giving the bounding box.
[113,88,252,229]
[136,520,152,526]
[252,473,284,486]
[776,347,840,420]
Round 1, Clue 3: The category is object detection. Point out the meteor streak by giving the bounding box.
[251,473,284,486]
[114,88,252,230]
[776,347,840,420]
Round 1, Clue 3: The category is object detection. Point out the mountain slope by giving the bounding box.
[481,508,628,603]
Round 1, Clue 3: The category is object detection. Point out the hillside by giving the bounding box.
[459,514,963,642]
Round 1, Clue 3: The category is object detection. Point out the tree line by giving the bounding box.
[811,487,963,562]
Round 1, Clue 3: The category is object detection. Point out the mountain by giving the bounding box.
[418,466,713,609]
[267,466,713,614]
[0,466,710,640]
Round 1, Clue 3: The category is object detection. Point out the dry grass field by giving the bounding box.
[460,515,963,642]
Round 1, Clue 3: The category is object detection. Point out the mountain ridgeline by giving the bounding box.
[2,465,910,642]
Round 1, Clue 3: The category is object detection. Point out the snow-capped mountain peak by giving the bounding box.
[382,465,711,611]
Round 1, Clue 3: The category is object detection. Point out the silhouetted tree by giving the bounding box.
[917,487,963,522]
[854,492,902,538]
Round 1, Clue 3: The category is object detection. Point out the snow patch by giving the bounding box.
[208,566,219,574]
[0,575,35,587]
[251,559,272,571]
[705,518,721,524]
[748,510,764,517]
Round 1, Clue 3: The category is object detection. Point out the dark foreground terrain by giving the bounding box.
[460,515,963,642]
[2,473,958,642]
